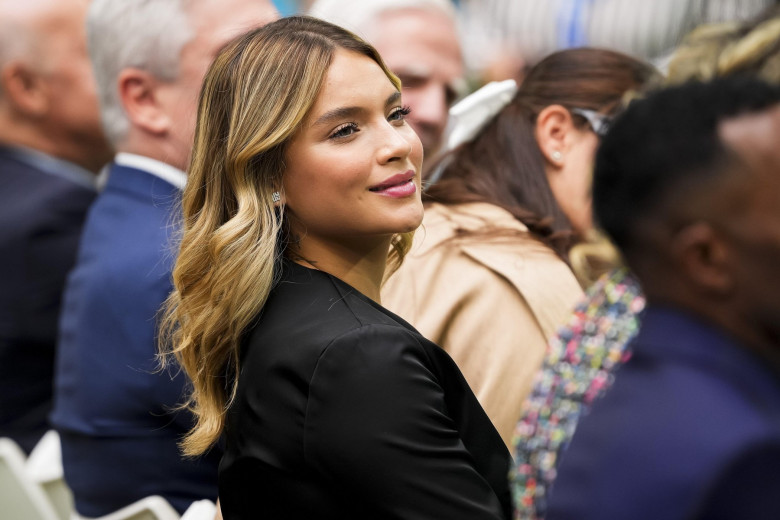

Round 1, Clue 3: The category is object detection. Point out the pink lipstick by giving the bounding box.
[368,170,417,198]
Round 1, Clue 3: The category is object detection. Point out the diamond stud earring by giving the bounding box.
[271,191,280,203]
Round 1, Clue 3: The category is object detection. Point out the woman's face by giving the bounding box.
[553,127,599,236]
[537,105,601,237]
[282,49,424,252]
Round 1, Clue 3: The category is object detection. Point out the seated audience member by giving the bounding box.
[382,48,658,446]
[512,9,780,518]
[309,0,465,159]
[0,0,112,453]
[511,265,645,519]
[546,77,780,520]
[50,0,278,516]
[160,16,512,519]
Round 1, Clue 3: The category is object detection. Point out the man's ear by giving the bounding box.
[1,61,49,117]
[670,221,734,296]
[535,104,575,168]
[117,68,170,136]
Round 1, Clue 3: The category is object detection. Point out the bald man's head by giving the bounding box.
[0,0,112,172]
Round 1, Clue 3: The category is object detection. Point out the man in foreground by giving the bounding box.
[547,77,780,520]
[0,0,112,453]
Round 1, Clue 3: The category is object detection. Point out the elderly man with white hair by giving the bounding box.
[309,0,465,158]
[0,0,112,454]
[50,0,278,516]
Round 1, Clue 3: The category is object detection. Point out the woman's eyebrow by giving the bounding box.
[311,91,402,128]
[312,106,363,128]
[385,91,401,107]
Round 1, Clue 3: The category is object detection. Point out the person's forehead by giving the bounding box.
[719,104,780,173]
[710,105,780,224]
[321,50,394,100]
[7,0,83,27]
[369,8,463,82]
[304,49,398,124]
[180,0,278,69]
[187,0,278,49]
[35,1,85,38]
[29,2,89,60]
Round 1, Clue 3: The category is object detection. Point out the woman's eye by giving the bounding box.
[329,123,359,139]
[389,105,411,122]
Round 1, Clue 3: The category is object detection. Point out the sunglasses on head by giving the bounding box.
[570,108,612,137]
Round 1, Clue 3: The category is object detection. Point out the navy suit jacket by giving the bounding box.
[51,163,220,517]
[0,145,96,453]
[546,306,780,520]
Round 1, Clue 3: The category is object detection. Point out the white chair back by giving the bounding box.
[0,436,61,520]
[180,499,216,520]
[70,495,180,520]
[26,430,74,520]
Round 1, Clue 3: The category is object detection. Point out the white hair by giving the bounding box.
[0,4,45,101]
[0,21,30,77]
[87,0,196,145]
[308,0,457,41]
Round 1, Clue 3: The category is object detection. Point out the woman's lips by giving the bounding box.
[369,171,417,198]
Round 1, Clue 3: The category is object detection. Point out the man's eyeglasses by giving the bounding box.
[570,108,612,137]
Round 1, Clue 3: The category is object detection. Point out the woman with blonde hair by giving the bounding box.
[159,16,511,520]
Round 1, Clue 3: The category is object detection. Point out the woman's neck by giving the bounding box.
[288,236,391,304]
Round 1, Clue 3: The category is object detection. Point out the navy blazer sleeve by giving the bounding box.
[304,324,507,520]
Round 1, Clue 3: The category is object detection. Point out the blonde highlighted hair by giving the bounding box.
[159,16,410,457]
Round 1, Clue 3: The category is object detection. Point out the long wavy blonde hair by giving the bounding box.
[159,16,410,457]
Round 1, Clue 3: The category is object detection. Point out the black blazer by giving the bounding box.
[219,260,512,519]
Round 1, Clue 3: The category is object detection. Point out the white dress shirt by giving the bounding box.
[114,152,187,191]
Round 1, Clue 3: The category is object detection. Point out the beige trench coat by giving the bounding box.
[383,202,583,447]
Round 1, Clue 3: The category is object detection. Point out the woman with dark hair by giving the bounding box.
[513,9,780,519]
[382,47,659,446]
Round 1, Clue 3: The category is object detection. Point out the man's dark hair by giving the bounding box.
[593,77,780,255]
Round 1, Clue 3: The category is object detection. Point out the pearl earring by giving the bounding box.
[551,150,563,162]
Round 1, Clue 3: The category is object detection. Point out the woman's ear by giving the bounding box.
[535,104,575,168]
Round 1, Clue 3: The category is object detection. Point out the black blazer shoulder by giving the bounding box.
[221,260,511,519]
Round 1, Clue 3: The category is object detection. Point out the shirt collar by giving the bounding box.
[0,144,97,191]
[114,152,187,191]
